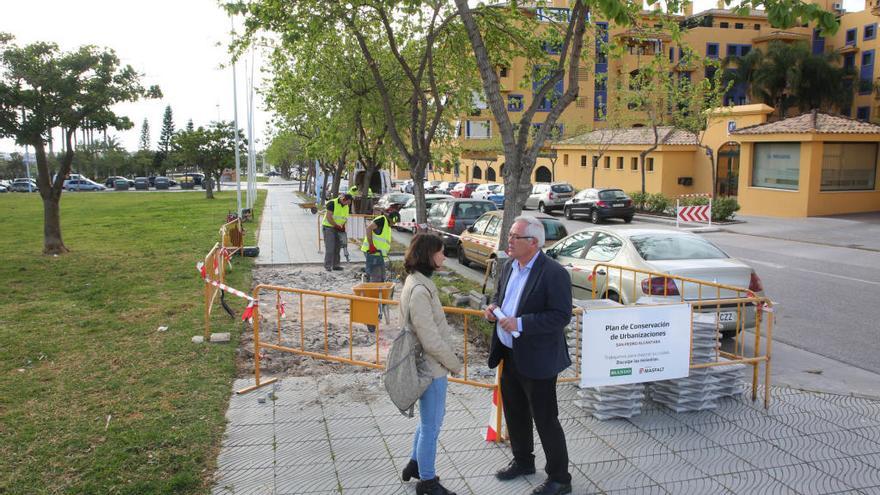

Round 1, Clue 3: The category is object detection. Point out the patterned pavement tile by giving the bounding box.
[771,412,844,436]
[660,477,734,494]
[326,416,381,440]
[442,409,481,431]
[766,463,854,494]
[714,470,793,495]
[384,433,415,457]
[377,414,419,436]
[221,423,275,448]
[579,459,656,492]
[811,457,880,489]
[723,441,802,469]
[584,417,641,436]
[322,402,373,420]
[646,426,721,452]
[275,439,334,467]
[771,434,846,463]
[225,405,275,426]
[437,427,486,452]
[343,483,410,494]
[777,392,841,411]
[335,458,399,490]
[677,447,754,476]
[811,430,880,456]
[731,416,803,440]
[275,419,329,443]
[811,405,880,430]
[566,435,622,464]
[604,485,667,495]
[447,448,513,478]
[626,408,684,431]
[627,454,705,484]
[330,436,390,462]
[603,431,673,459]
[212,468,275,495]
[276,463,339,493]
[688,421,762,446]
[853,426,880,445]
[216,444,275,471]
[840,400,880,419]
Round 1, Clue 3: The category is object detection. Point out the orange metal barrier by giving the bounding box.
[220,218,244,255]
[589,263,775,408]
[203,242,229,339]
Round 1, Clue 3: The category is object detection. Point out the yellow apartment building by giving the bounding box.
[392,0,880,216]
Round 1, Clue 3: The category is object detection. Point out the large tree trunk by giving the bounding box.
[205,176,215,199]
[42,196,68,255]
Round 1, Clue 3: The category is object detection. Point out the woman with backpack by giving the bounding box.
[398,233,462,495]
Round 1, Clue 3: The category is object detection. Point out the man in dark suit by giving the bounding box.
[484,216,573,495]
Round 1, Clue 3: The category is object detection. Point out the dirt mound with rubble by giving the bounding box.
[236,265,493,381]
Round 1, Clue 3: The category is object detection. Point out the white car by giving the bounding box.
[64,178,106,191]
[471,183,501,200]
[545,227,765,335]
[396,193,452,232]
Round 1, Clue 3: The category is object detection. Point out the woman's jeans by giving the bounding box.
[410,375,448,480]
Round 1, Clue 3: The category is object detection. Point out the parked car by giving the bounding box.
[471,183,501,200]
[403,180,414,194]
[134,177,150,190]
[64,178,106,191]
[422,180,442,193]
[458,211,568,271]
[396,194,452,233]
[486,185,505,209]
[266,170,281,177]
[104,176,134,188]
[113,178,131,191]
[436,181,459,195]
[544,227,765,335]
[376,192,413,211]
[426,198,497,251]
[524,182,574,213]
[564,188,635,224]
[450,182,479,198]
[0,184,8,193]
[181,172,204,185]
[154,176,172,190]
[10,178,38,192]
[391,179,407,192]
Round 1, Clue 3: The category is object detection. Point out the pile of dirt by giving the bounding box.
[236,265,493,380]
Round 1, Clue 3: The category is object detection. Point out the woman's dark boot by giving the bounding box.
[415,477,456,495]
[402,459,419,481]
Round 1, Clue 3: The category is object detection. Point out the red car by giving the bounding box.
[451,182,479,198]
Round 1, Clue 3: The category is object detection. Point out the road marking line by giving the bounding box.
[741,258,880,287]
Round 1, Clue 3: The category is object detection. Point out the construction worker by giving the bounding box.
[322,193,353,271]
[361,203,401,282]
[348,184,373,197]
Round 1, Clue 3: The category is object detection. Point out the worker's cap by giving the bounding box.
[342,193,353,201]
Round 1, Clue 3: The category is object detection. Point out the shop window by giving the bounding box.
[752,142,800,190]
[821,142,877,191]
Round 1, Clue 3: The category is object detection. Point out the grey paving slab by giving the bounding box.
[212,371,880,494]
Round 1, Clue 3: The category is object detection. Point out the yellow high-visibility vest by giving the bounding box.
[361,215,391,257]
[321,198,350,228]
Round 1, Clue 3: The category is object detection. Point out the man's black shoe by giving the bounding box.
[531,479,572,495]
[495,459,536,481]
[332,266,344,271]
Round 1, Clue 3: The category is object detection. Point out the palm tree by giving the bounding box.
[723,41,852,119]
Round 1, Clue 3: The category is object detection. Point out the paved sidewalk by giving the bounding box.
[213,373,880,495]
[257,184,366,266]
[721,212,880,252]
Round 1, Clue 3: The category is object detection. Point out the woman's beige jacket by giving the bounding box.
[399,271,462,378]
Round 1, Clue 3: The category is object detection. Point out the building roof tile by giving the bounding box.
[731,112,880,135]
[556,126,698,147]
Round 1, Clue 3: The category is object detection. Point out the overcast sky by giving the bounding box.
[0,0,866,155]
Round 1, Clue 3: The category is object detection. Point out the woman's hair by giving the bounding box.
[404,233,444,276]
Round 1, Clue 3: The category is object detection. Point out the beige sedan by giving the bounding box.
[545,227,766,333]
[457,210,568,270]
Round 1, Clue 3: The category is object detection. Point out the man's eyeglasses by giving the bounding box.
[508,234,534,241]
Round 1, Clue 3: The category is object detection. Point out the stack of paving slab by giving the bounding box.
[571,298,647,420]
[645,309,747,413]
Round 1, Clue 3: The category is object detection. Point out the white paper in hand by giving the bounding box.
[492,307,520,338]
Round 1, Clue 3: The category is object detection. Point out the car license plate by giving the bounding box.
[719,311,736,322]
[613,203,624,207]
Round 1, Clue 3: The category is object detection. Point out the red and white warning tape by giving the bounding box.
[197,261,256,321]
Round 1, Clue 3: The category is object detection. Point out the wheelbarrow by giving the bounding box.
[298,202,318,214]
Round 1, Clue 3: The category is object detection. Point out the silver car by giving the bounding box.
[524,182,574,213]
[545,227,766,335]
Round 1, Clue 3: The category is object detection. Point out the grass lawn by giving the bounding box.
[0,190,265,494]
